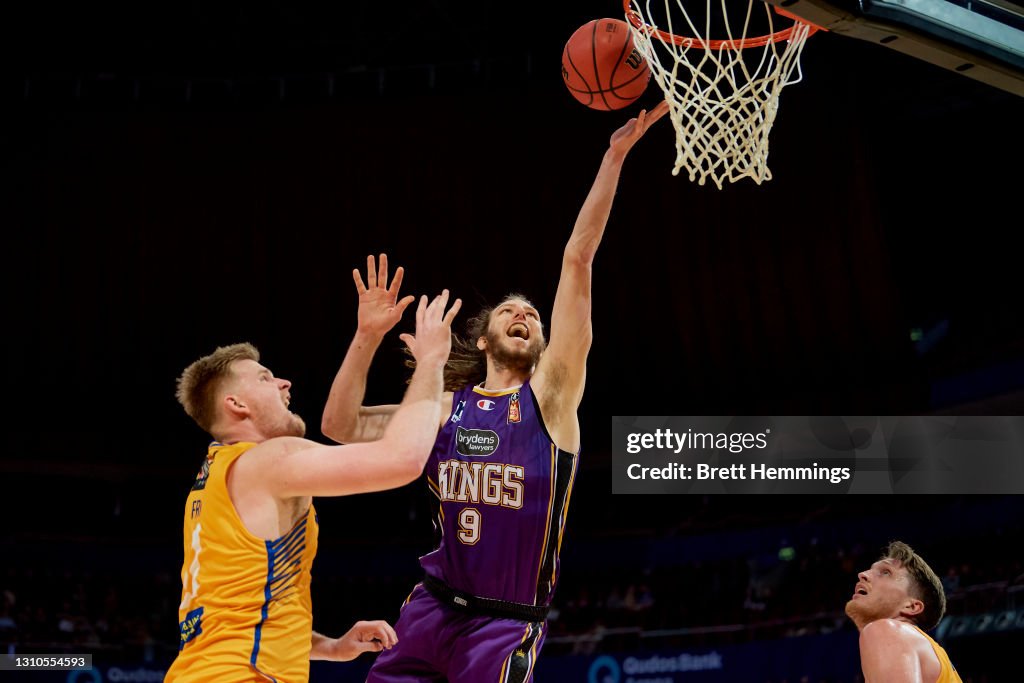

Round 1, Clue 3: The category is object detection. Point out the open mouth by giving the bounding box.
[854,585,868,597]
[508,323,529,340]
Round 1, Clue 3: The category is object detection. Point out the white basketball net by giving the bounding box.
[626,0,814,188]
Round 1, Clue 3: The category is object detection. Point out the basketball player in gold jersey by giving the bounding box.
[165,291,461,682]
[846,541,962,683]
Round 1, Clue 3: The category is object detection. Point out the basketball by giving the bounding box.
[561,18,651,111]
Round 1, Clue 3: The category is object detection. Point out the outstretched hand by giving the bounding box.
[609,100,670,155]
[317,620,398,662]
[352,253,416,339]
[400,289,461,367]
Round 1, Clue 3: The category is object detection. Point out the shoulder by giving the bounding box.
[860,619,920,649]
[227,437,324,501]
[235,437,321,471]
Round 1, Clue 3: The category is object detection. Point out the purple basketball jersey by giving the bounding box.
[419,381,579,606]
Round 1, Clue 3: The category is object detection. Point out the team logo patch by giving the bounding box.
[508,392,521,424]
[191,455,213,491]
[455,427,500,457]
[450,400,467,424]
[178,606,204,649]
[477,399,496,411]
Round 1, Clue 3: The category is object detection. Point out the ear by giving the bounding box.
[476,336,487,352]
[900,597,925,620]
[223,394,250,420]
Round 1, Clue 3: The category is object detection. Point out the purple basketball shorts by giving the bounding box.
[366,584,547,683]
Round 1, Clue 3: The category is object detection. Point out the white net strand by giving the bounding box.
[627,0,812,188]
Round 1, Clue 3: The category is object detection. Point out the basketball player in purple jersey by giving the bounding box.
[322,102,668,682]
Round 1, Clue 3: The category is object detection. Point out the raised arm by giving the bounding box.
[263,291,461,497]
[321,254,414,444]
[532,102,668,449]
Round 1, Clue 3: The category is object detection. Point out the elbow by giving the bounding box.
[320,415,338,441]
[563,246,596,272]
[579,325,594,350]
[320,415,349,444]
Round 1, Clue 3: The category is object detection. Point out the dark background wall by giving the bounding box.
[7,0,1023,465]
[3,0,1023,679]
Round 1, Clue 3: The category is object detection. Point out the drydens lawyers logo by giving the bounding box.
[456,427,500,457]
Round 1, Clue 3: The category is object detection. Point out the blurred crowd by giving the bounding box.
[2,517,1021,665]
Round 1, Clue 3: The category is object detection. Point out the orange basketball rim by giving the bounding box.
[623,1,825,50]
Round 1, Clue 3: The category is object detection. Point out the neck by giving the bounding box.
[213,421,266,445]
[854,614,914,632]
[482,365,530,391]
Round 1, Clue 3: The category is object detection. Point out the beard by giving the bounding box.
[254,405,307,439]
[844,596,886,629]
[486,330,545,374]
[282,413,307,438]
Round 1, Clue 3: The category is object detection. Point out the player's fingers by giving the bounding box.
[366,254,377,289]
[361,621,396,645]
[635,110,648,132]
[389,266,405,295]
[434,289,450,315]
[647,100,670,127]
[378,253,388,288]
[416,295,428,327]
[426,290,445,315]
[396,295,415,314]
[380,622,398,648]
[443,298,463,325]
[356,639,382,653]
[398,333,414,350]
[352,269,367,294]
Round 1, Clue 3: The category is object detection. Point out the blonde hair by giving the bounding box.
[885,541,947,630]
[176,343,260,433]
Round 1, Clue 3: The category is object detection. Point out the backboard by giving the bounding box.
[761,0,1024,96]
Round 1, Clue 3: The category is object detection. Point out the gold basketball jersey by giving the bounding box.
[165,442,319,682]
[913,625,963,683]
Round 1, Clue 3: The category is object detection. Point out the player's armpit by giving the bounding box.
[531,359,584,454]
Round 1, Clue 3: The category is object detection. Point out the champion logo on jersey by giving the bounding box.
[477,399,496,411]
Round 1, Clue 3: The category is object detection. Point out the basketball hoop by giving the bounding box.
[624,0,824,188]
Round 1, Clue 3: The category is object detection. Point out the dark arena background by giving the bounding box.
[4,0,1023,681]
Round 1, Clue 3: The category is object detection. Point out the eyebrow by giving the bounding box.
[499,304,538,315]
